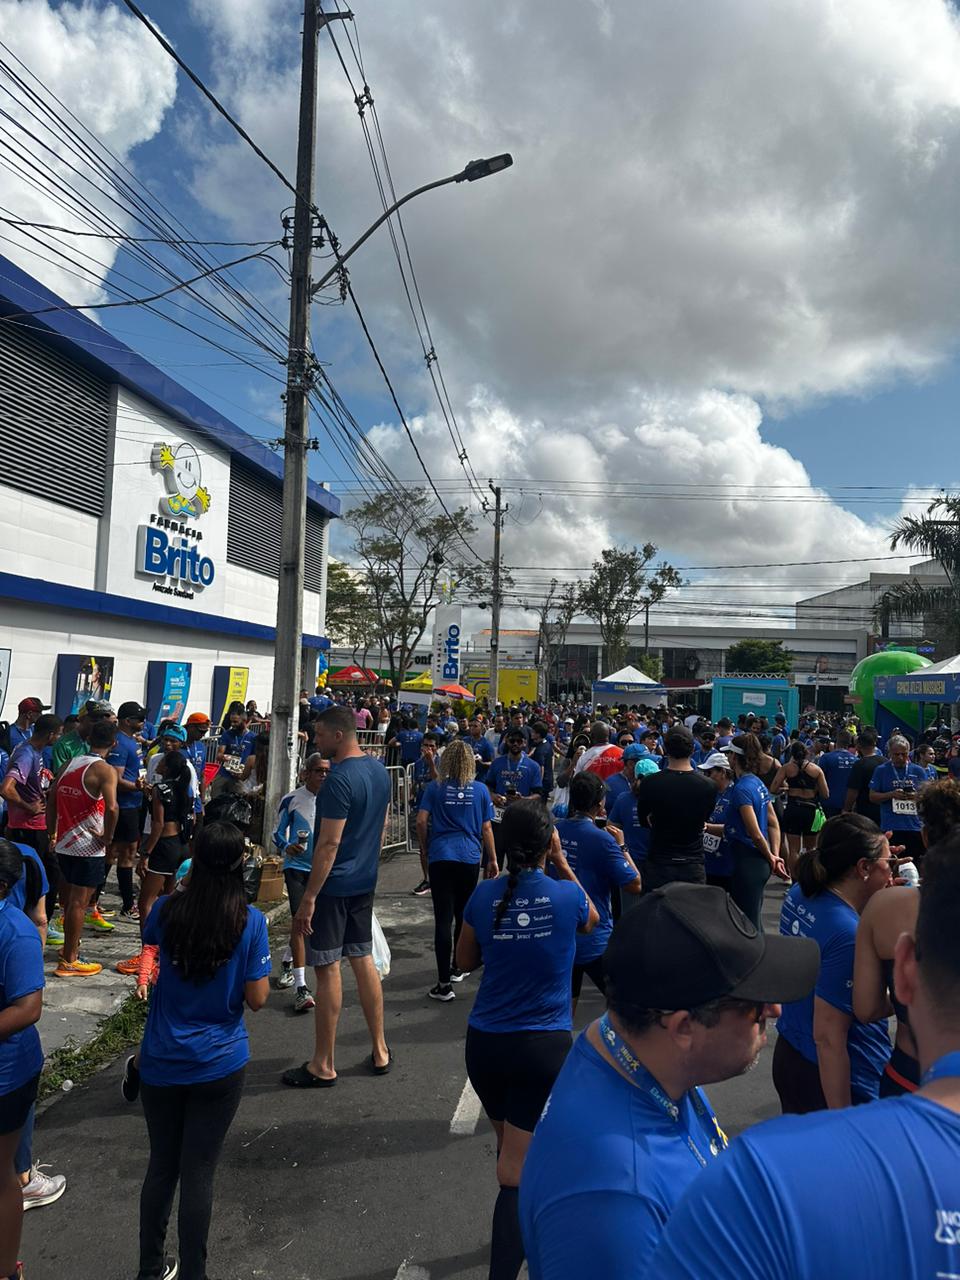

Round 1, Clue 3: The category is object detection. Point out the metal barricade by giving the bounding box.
[381,762,414,861]
[204,727,223,765]
[357,728,387,758]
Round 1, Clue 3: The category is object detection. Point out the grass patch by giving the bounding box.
[39,994,148,1102]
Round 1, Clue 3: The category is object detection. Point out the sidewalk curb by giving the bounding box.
[37,897,293,1117]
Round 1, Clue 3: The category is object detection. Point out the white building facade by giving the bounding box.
[0,255,339,723]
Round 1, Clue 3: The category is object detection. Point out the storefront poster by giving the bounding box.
[55,655,115,718]
[0,649,10,718]
[146,661,192,723]
[211,665,249,725]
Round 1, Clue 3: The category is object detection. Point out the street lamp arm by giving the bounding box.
[310,154,513,297]
[311,174,459,297]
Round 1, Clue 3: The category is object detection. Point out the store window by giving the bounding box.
[227,460,326,592]
[0,320,109,515]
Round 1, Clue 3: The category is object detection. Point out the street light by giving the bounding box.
[310,154,514,296]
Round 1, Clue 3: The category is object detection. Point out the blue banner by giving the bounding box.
[873,673,960,703]
[146,661,192,723]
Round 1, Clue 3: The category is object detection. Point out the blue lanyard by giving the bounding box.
[921,1052,960,1086]
[598,1014,727,1167]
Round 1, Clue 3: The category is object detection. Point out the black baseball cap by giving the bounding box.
[603,883,819,1009]
[118,701,147,721]
[84,700,116,718]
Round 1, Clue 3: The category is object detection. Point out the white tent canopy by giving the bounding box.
[592,665,668,704]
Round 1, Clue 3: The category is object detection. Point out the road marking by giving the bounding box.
[450,1077,482,1135]
[393,1264,430,1279]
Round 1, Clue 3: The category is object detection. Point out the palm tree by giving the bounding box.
[874,495,960,651]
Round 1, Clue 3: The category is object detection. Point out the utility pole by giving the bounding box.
[488,481,505,711]
[266,3,352,835]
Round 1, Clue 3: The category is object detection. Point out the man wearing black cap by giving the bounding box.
[519,884,819,1278]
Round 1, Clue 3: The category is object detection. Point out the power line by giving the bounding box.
[0,218,279,246]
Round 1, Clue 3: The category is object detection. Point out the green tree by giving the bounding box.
[634,653,664,681]
[325,560,379,668]
[873,495,960,651]
[345,489,487,689]
[577,545,682,673]
[528,578,579,698]
[724,638,794,675]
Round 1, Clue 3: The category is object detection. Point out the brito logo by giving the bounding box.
[442,623,461,680]
[137,525,215,589]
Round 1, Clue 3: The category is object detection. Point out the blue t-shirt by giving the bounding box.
[486,753,543,798]
[140,897,270,1086]
[419,781,494,864]
[273,785,318,873]
[108,730,143,810]
[217,727,255,778]
[777,884,890,1100]
[554,818,637,963]
[8,724,32,752]
[818,748,857,810]
[724,773,770,848]
[316,755,391,896]
[607,790,649,863]
[309,695,333,713]
[467,735,495,783]
[604,771,631,809]
[650,1095,960,1280]
[703,786,735,877]
[394,729,423,766]
[463,869,588,1032]
[0,900,44,1092]
[520,1033,725,1280]
[870,760,926,832]
[8,844,48,915]
[183,738,207,813]
[0,748,7,822]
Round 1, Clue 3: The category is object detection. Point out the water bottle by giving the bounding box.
[898,860,920,888]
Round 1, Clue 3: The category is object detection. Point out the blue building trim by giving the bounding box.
[0,571,329,650]
[0,255,340,520]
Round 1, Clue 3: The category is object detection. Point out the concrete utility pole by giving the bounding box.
[266,3,352,836]
[488,481,505,710]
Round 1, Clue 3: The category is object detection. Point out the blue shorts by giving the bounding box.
[57,854,106,890]
[307,891,374,967]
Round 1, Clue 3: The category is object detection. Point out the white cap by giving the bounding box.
[698,751,733,772]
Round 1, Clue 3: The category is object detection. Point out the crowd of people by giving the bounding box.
[0,685,958,1277]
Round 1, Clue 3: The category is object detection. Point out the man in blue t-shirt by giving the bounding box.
[211,704,255,799]
[869,733,928,861]
[8,697,47,753]
[392,717,424,768]
[282,706,391,1089]
[519,883,819,1280]
[466,718,495,785]
[818,728,857,817]
[487,731,543,804]
[651,841,960,1280]
[106,701,147,918]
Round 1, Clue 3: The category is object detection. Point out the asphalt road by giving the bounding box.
[21,859,789,1280]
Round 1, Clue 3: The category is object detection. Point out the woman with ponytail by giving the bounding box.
[0,840,44,1280]
[134,822,271,1280]
[456,800,598,1280]
[771,739,829,871]
[723,734,787,928]
[774,813,894,1116]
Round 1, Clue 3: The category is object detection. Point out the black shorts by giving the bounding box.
[571,955,606,1000]
[783,798,818,836]
[113,807,141,844]
[465,1026,571,1132]
[57,854,106,889]
[307,891,374,966]
[0,1072,40,1136]
[145,836,189,877]
[284,868,310,915]
[6,829,47,857]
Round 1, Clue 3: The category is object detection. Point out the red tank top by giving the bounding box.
[55,755,105,857]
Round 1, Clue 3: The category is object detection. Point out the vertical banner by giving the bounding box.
[211,665,249,726]
[431,603,463,688]
[145,661,192,723]
[55,655,115,718]
[0,649,10,718]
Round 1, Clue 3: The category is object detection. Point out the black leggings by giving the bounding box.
[138,1066,245,1280]
[430,859,480,984]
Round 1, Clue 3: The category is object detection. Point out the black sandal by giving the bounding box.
[281,1062,337,1088]
[366,1049,393,1076]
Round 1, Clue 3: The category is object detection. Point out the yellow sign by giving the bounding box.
[467,668,538,706]
[215,666,249,724]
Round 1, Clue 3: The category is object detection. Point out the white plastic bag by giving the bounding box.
[371,911,391,979]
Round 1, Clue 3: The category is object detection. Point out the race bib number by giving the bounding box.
[223,754,243,775]
[702,832,721,854]
[493,807,505,824]
[892,798,917,817]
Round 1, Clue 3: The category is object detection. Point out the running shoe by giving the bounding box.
[54,958,102,978]
[411,879,431,897]
[428,983,455,1002]
[22,1164,66,1211]
[46,922,65,946]
[115,954,142,976]
[293,985,315,1014]
[84,909,115,932]
[276,961,295,989]
[94,906,116,918]
[449,968,471,983]
[121,1054,140,1103]
[160,1258,178,1280]
[119,905,140,921]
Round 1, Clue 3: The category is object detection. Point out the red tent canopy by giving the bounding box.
[328,665,379,685]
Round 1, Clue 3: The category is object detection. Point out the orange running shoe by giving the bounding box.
[115,954,142,976]
[55,958,102,978]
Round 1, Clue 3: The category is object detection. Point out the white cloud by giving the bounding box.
[0,0,177,303]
